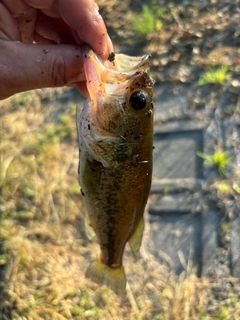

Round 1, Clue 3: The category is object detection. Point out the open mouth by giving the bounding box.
[82,45,152,98]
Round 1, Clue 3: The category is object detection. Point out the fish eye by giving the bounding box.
[129,90,147,111]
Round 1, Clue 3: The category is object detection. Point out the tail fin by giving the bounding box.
[86,260,126,296]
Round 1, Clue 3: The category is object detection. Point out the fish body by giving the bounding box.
[77,46,154,295]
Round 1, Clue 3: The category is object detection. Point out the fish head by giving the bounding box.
[80,46,154,167]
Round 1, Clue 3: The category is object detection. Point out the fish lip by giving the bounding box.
[82,45,152,84]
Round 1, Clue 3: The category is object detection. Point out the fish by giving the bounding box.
[77,45,154,295]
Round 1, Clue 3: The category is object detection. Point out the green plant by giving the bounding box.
[198,65,231,85]
[199,307,228,320]
[221,222,231,234]
[217,181,231,193]
[197,150,231,176]
[154,313,164,319]
[130,4,164,37]
[11,91,34,105]
[0,254,7,266]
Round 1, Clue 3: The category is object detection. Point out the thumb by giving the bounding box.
[0,40,85,100]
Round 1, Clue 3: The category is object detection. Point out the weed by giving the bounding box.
[68,181,80,195]
[217,181,231,193]
[198,65,232,85]
[0,254,7,266]
[11,91,34,106]
[154,313,164,319]
[197,150,231,176]
[130,3,164,38]
[229,297,240,309]
[221,222,231,234]
[163,186,169,195]
[71,305,84,315]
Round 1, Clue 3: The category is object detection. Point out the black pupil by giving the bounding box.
[129,90,147,110]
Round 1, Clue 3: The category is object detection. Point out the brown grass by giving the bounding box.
[0,89,215,320]
[1,1,240,318]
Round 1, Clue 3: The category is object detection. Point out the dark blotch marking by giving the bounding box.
[81,189,85,196]
[108,52,115,62]
[132,154,140,166]
[134,133,143,140]
[134,71,141,76]
[147,110,153,118]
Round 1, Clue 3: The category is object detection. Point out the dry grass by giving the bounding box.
[1,89,239,320]
[0,89,216,320]
[1,1,240,318]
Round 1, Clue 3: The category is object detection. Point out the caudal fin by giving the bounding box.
[85,260,126,296]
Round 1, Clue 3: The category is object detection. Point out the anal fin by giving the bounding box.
[84,214,96,240]
[128,218,144,258]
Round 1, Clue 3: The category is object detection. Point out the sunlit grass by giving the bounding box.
[197,149,231,176]
[129,3,164,38]
[198,65,232,86]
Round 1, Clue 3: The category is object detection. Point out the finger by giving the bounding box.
[15,8,37,43]
[0,3,21,40]
[33,30,56,44]
[35,13,76,44]
[40,4,60,19]
[1,0,30,16]
[75,81,88,98]
[58,0,113,58]
[0,41,85,100]
[23,0,55,10]
[17,0,60,18]
[2,0,37,42]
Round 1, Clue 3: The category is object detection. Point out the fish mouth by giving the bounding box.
[82,45,152,102]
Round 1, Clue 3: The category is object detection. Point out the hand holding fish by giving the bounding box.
[0,0,113,100]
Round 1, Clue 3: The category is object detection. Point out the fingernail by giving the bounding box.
[107,34,114,53]
[99,34,113,58]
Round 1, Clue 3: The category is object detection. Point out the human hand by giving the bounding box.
[0,0,113,100]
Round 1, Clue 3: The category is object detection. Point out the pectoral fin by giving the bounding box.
[81,157,102,193]
[86,135,134,168]
[128,218,144,258]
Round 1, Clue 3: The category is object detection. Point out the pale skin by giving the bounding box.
[0,0,113,100]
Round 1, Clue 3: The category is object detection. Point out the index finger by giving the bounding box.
[58,0,113,58]
[25,0,113,58]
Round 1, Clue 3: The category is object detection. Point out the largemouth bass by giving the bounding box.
[77,46,154,295]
